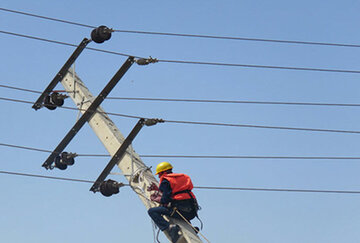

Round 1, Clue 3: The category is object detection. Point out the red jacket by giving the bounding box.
[160,173,196,201]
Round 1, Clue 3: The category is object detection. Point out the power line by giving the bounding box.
[0,84,41,94]
[0,170,95,184]
[195,186,360,194]
[0,7,96,28]
[2,95,360,135]
[107,97,360,108]
[2,142,360,160]
[0,30,133,57]
[0,142,51,153]
[3,83,360,108]
[1,7,360,49]
[158,59,360,74]
[2,30,360,74]
[1,170,359,194]
[164,119,360,135]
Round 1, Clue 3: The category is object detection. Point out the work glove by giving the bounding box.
[147,182,159,191]
[150,192,162,203]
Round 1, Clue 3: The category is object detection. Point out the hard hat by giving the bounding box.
[155,162,173,175]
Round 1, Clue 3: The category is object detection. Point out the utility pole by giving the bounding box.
[60,68,203,243]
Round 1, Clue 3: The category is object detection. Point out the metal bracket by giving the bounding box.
[90,118,162,193]
[32,38,91,110]
[41,57,135,169]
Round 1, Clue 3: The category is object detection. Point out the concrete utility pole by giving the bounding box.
[60,68,203,243]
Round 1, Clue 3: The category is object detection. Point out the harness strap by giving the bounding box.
[173,189,192,197]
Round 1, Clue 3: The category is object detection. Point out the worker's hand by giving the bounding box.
[150,192,162,203]
[147,182,159,191]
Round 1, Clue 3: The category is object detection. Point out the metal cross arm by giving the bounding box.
[42,56,135,169]
[90,118,164,193]
[32,38,91,110]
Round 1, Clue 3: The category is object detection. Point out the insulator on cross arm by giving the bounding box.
[91,26,112,44]
[53,152,76,170]
[100,179,123,197]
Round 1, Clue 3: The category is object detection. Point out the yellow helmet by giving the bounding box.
[155,162,173,175]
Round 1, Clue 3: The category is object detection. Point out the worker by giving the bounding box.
[147,162,199,243]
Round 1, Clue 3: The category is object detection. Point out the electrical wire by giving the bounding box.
[1,30,360,74]
[0,30,133,58]
[2,95,360,135]
[3,83,360,108]
[106,97,360,108]
[0,84,41,94]
[194,186,360,194]
[2,142,360,160]
[0,170,95,184]
[0,170,359,194]
[1,7,360,49]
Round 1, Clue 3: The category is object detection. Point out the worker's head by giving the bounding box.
[155,161,173,177]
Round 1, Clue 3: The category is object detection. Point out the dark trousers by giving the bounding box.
[148,201,197,231]
[148,206,173,231]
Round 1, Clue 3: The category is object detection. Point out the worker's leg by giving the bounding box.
[148,206,172,231]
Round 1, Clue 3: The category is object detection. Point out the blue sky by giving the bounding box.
[1,1,360,242]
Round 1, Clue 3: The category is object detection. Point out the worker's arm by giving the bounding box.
[159,179,172,205]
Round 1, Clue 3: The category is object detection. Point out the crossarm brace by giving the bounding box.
[32,38,91,110]
[42,56,135,169]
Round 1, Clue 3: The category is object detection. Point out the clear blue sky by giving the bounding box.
[1,1,360,242]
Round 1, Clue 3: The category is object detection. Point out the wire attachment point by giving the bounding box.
[136,56,158,65]
[144,118,164,126]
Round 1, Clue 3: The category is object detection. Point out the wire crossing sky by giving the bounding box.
[2,141,360,159]
[2,7,360,48]
[2,95,360,135]
[2,30,360,74]
[2,170,360,194]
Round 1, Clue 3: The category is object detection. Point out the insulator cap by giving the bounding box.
[50,92,65,107]
[100,179,120,197]
[54,156,68,170]
[91,26,112,44]
[61,152,75,165]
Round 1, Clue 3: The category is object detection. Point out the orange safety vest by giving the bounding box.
[160,173,196,201]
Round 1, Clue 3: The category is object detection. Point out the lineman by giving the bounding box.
[147,162,199,243]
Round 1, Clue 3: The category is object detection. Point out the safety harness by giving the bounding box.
[170,189,203,230]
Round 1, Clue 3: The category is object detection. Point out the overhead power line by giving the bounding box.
[1,170,359,194]
[1,7,360,49]
[3,83,360,108]
[107,97,360,108]
[1,30,360,74]
[0,170,95,184]
[2,95,360,135]
[0,30,133,57]
[2,142,360,160]
[0,84,41,94]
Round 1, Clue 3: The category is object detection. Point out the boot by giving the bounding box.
[166,224,180,243]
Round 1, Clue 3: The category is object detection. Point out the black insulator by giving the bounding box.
[44,95,57,110]
[50,92,65,107]
[136,58,148,65]
[61,152,75,165]
[100,179,120,197]
[54,156,68,170]
[91,26,112,44]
